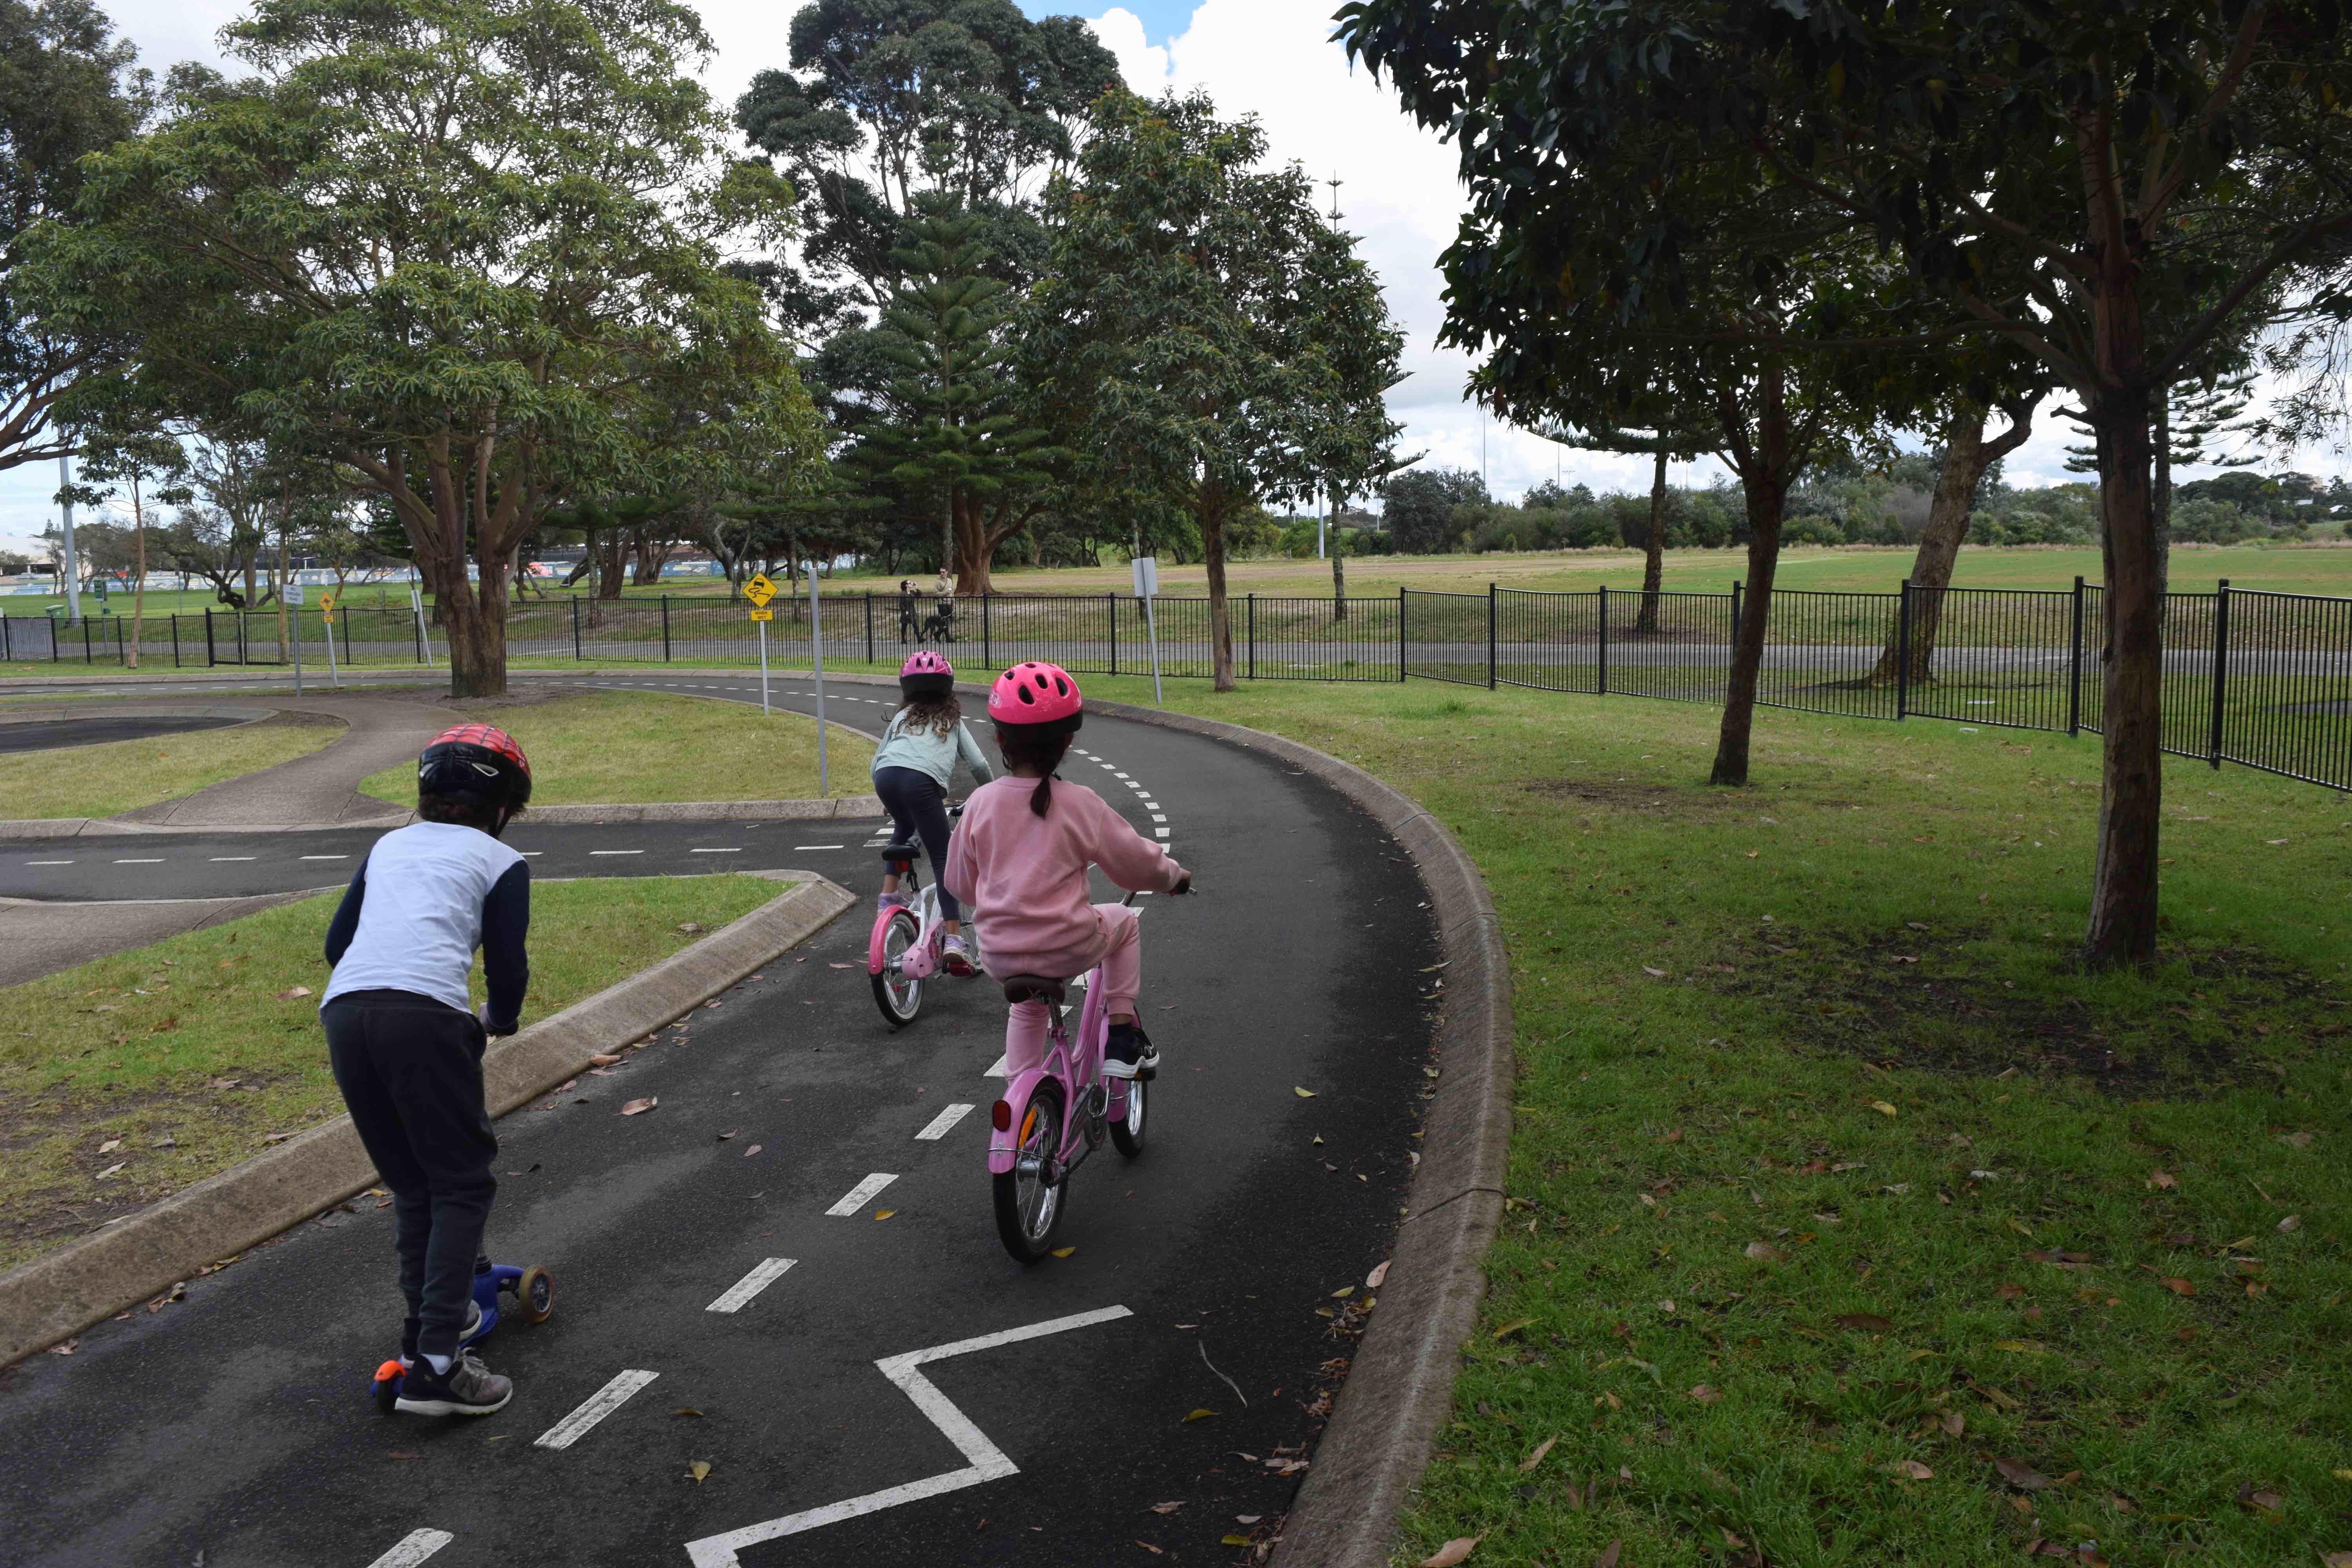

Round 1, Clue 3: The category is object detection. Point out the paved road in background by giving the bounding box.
[0,673,1442,1567]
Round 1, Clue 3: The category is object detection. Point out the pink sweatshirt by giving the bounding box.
[943,774,1186,976]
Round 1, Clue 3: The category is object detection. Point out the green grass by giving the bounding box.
[1070,673,2352,1567]
[0,873,788,1272]
[0,711,344,819]
[356,688,877,806]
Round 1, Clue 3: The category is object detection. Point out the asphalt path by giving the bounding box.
[0,713,245,753]
[0,672,1441,1567]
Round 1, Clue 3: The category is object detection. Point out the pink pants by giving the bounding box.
[1001,903,1142,1077]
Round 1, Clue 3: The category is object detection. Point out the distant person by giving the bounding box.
[897,579,919,644]
[874,651,992,975]
[319,725,534,1418]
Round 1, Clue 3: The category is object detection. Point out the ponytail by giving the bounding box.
[993,719,1080,818]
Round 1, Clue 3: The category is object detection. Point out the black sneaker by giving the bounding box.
[1103,1023,1159,1082]
[393,1348,513,1417]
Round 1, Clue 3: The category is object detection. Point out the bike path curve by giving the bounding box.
[0,676,1442,1568]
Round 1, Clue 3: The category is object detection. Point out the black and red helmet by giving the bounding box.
[418,724,533,810]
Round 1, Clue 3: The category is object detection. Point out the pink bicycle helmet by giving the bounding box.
[989,660,1083,726]
[899,649,953,698]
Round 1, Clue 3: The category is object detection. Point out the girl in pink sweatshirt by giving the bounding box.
[944,662,1189,1080]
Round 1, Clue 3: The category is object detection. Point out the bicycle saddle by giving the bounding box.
[1000,974,1067,1007]
[878,841,920,864]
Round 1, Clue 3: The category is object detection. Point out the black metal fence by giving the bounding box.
[6,578,2345,791]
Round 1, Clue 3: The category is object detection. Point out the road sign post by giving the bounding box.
[284,579,305,693]
[409,583,435,668]
[320,593,341,688]
[1132,555,1163,707]
[745,573,779,718]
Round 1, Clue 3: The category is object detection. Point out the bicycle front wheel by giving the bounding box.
[993,1080,1066,1263]
[870,909,923,1027]
[1109,1075,1147,1157]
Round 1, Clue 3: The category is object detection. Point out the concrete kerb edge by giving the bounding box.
[1065,693,1513,1568]
[0,871,856,1369]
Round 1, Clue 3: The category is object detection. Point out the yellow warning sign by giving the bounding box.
[744,572,777,608]
[750,607,774,622]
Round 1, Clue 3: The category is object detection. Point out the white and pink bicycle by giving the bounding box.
[866,809,975,1027]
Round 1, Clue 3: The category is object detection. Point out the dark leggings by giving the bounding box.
[874,765,959,922]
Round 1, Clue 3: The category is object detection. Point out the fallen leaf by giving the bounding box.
[46,1339,75,1355]
[1886,1460,1933,1480]
[827,962,857,969]
[2280,1131,2314,1150]
[875,1210,896,1221]
[589,1053,621,1066]
[1745,1241,1785,1262]
[97,1139,121,1154]
[1134,1543,1164,1556]
[743,1144,762,1158]
[1148,1502,1183,1515]
[671,1408,704,1418]
[2278,1215,2302,1232]
[1688,1384,1723,1405]
[1833,1312,1895,1333]
[620,1098,658,1116]
[1869,1101,1898,1118]
[1221,1538,1253,1549]
[1181,1409,1218,1423]
[677,922,703,934]
[275,985,312,1000]
[1941,1410,1965,1437]
[1235,1515,1262,1525]
[2237,1481,2283,1514]
[1051,1246,1075,1257]
[1995,1457,2051,1491]
[1367,1260,1390,1289]
[1492,1317,1535,1341]
[1418,1537,1482,1567]
[716,1130,736,1141]
[688,1460,711,1484]
[95,1161,125,1179]
[1294,1087,1317,1098]
[2159,1276,2195,1297]
[1996,1283,2026,1299]
[1993,1340,2047,1354]
[2148,1169,2177,1189]
[1594,1543,1622,1568]
[1518,1435,1559,1472]
[2320,1555,2352,1568]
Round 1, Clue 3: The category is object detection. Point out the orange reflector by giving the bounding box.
[374,1359,405,1382]
[990,1099,1012,1131]
[1020,1106,1039,1143]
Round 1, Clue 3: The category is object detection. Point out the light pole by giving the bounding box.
[1321,173,1345,562]
[57,452,81,625]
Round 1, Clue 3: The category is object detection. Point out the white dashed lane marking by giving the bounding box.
[365,1528,454,1567]
[300,855,347,861]
[983,1054,1007,1078]
[26,859,71,865]
[794,844,843,851]
[706,1257,797,1314]
[913,1103,975,1140]
[209,856,255,862]
[824,1172,898,1216]
[690,847,741,854]
[589,849,642,857]
[112,858,162,864]
[533,1368,659,1450]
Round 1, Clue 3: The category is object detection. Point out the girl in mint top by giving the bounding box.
[872,656,993,973]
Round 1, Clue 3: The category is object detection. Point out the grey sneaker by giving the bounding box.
[394,1348,512,1417]
[942,934,976,977]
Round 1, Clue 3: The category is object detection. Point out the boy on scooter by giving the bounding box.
[320,724,534,1417]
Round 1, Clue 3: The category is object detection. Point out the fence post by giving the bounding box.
[661,595,672,663]
[572,595,581,661]
[342,606,353,666]
[205,608,215,666]
[1397,585,1407,682]
[1731,579,1744,646]
[2209,578,2230,769]
[412,603,423,665]
[0,614,8,661]
[1895,580,1912,719]
[1109,592,1118,675]
[982,592,991,668]
[171,613,181,668]
[864,594,874,665]
[2067,575,2084,736]
[1487,582,1498,689]
[1597,586,1609,695]
[83,615,93,664]
[1247,593,1256,680]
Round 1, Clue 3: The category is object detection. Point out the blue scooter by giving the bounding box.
[368,1257,554,1414]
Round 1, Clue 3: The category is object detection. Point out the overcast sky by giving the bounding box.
[9,0,2339,539]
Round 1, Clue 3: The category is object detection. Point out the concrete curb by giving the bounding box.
[0,796,883,840]
[0,871,855,1369]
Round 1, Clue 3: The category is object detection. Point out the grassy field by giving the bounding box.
[0,711,343,819]
[0,874,787,1272]
[356,687,876,806]
[1066,673,2351,1568]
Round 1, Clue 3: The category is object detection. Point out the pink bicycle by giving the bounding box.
[986,893,1150,1262]
[867,807,976,1027]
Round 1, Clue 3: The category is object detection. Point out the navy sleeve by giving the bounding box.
[480,861,532,1035]
[323,861,368,967]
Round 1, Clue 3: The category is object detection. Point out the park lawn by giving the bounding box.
[356,688,876,806]
[0,711,343,819]
[0,873,786,1274]
[1074,672,2352,1568]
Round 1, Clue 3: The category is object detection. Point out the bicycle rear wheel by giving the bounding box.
[870,909,923,1027]
[993,1080,1066,1263]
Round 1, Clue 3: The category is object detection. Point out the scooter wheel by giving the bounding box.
[517,1264,554,1325]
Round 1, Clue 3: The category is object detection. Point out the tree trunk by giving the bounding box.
[597,529,624,601]
[441,550,510,698]
[1201,485,1236,692]
[1874,401,1985,685]
[273,526,289,665]
[1331,506,1348,625]
[1711,483,1786,786]
[632,528,665,586]
[941,494,959,595]
[126,481,145,671]
[1636,447,1668,634]
[2083,377,2163,969]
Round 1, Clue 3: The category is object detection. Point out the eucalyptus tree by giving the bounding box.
[27,0,820,696]
[1036,90,1405,691]
[1341,0,2352,964]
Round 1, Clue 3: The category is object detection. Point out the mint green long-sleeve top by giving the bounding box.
[869,708,995,791]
